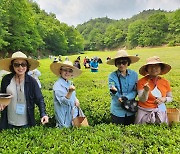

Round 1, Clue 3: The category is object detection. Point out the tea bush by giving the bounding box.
[0,46,180,153]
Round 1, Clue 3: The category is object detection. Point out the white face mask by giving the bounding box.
[151,86,162,98]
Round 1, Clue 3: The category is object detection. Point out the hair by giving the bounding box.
[9,59,30,74]
[115,57,131,66]
[145,63,165,72]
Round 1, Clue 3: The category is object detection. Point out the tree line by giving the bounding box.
[0,1,179,57]
[76,9,180,50]
[0,0,84,58]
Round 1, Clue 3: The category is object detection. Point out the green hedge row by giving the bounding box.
[0,124,180,153]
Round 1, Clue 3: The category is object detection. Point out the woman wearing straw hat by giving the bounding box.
[0,51,49,130]
[135,56,172,124]
[107,50,140,125]
[50,60,82,128]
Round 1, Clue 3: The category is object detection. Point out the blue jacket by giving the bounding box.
[90,61,98,72]
[0,73,47,130]
[108,69,138,117]
[53,78,78,128]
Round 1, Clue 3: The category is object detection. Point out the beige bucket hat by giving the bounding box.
[107,50,140,65]
[139,56,171,76]
[0,51,39,72]
[50,60,82,78]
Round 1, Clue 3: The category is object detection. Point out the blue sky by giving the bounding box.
[33,0,180,26]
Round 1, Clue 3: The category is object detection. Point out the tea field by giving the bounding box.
[0,46,180,153]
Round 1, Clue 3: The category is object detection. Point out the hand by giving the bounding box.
[154,97,167,105]
[41,115,49,125]
[68,85,75,93]
[118,98,123,103]
[0,104,6,111]
[143,83,150,92]
[75,99,80,107]
[111,86,117,92]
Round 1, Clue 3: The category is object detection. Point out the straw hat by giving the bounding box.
[50,61,82,78]
[139,56,171,76]
[107,50,140,65]
[0,51,39,72]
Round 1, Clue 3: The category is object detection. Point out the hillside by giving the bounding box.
[76,9,179,50]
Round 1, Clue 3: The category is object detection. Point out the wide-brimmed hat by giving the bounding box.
[107,50,140,65]
[50,61,82,78]
[139,56,171,76]
[0,51,39,72]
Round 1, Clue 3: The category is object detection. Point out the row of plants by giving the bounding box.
[0,46,180,153]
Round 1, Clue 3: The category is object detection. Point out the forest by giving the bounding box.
[0,0,179,58]
[0,0,84,57]
[76,9,180,51]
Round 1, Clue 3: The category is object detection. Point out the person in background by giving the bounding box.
[53,57,58,63]
[0,51,48,130]
[28,69,42,88]
[135,56,172,124]
[73,59,81,69]
[90,57,99,72]
[50,60,82,128]
[65,56,69,61]
[107,50,140,125]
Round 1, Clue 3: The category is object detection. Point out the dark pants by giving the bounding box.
[111,114,135,125]
[8,124,29,129]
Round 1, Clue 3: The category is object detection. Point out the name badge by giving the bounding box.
[16,104,25,115]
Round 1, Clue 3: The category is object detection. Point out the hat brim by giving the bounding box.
[107,56,140,65]
[0,57,39,72]
[139,62,171,76]
[50,62,82,78]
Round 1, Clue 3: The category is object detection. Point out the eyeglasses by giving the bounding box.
[61,68,73,73]
[13,63,27,68]
[116,60,128,65]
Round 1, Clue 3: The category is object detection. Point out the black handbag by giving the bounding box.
[116,71,138,113]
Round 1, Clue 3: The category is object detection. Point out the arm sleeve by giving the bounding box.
[54,90,71,106]
[108,75,120,98]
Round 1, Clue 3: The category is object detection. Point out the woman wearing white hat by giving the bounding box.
[50,60,82,128]
[0,51,49,130]
[107,50,140,125]
[135,56,172,124]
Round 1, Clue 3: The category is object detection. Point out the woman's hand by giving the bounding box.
[143,83,150,92]
[0,104,6,111]
[75,99,80,107]
[154,97,167,105]
[41,115,49,125]
[118,98,123,103]
[68,85,75,93]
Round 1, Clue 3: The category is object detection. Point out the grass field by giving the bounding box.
[0,46,180,153]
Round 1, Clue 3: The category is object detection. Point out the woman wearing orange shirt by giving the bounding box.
[135,56,172,124]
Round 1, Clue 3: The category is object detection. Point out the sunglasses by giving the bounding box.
[13,63,27,68]
[116,60,128,65]
[61,68,73,73]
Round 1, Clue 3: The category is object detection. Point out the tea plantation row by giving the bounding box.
[0,46,180,153]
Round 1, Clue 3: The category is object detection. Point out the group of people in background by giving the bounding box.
[0,49,172,130]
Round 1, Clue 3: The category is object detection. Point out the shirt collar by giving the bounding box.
[116,69,130,76]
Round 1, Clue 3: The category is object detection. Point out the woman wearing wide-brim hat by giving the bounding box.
[107,50,140,125]
[0,51,49,130]
[135,56,172,124]
[50,60,82,128]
